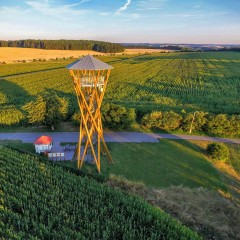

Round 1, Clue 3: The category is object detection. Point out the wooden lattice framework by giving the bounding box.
[67,56,113,173]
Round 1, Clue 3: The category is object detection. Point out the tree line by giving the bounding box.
[0,39,125,53]
[141,110,240,137]
[1,92,240,138]
[123,44,183,50]
[73,104,240,137]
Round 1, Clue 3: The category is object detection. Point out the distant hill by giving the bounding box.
[0,39,125,53]
[121,43,240,52]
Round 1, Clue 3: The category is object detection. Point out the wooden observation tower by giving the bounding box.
[67,55,113,173]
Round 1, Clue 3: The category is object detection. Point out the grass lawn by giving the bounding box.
[58,139,227,192]
[0,122,79,133]
[228,143,240,174]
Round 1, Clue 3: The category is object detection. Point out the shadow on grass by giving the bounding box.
[97,139,227,192]
[158,138,240,202]
[53,134,238,199]
[0,78,34,105]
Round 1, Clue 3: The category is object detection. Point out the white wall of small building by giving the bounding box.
[34,144,52,154]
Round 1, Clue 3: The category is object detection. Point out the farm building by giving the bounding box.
[34,136,53,154]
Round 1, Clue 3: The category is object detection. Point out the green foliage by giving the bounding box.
[207,143,230,162]
[0,39,125,53]
[141,110,240,137]
[0,147,201,239]
[23,91,68,129]
[101,103,136,129]
[161,111,183,130]
[23,95,46,124]
[141,111,162,128]
[227,143,240,174]
[204,114,234,136]
[181,112,208,131]
[141,111,182,130]
[229,115,240,136]
[0,106,25,126]
[1,52,240,135]
[92,42,124,53]
[0,60,72,77]
[71,111,80,125]
[102,52,240,114]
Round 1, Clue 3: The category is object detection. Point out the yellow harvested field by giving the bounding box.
[0,47,173,64]
[0,47,105,64]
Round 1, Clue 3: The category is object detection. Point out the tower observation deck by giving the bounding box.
[66,55,113,173]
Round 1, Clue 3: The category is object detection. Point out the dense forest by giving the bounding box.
[0,39,125,53]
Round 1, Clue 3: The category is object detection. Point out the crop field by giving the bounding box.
[103,52,240,114]
[124,48,174,54]
[0,47,104,64]
[0,47,167,64]
[0,51,240,125]
[0,146,200,239]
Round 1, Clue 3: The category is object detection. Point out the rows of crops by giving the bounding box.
[0,146,200,239]
[0,59,72,78]
[0,52,240,125]
[0,64,76,125]
[103,52,240,114]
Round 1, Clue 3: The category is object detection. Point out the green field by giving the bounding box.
[58,140,227,191]
[1,139,239,239]
[56,138,240,239]
[103,52,240,114]
[0,52,240,126]
[0,146,200,239]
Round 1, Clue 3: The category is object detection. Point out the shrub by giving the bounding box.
[204,114,232,136]
[71,111,80,125]
[141,111,162,128]
[141,111,182,130]
[102,103,136,129]
[207,143,230,162]
[181,112,208,132]
[72,104,136,130]
[161,111,183,130]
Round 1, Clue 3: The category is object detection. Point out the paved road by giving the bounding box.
[1,132,239,160]
[1,131,240,145]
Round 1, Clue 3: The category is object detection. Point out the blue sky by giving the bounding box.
[0,0,239,43]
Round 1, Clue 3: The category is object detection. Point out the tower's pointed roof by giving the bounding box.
[66,55,113,70]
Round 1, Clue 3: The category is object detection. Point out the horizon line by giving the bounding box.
[0,39,240,45]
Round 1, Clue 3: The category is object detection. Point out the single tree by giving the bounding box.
[207,143,230,162]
